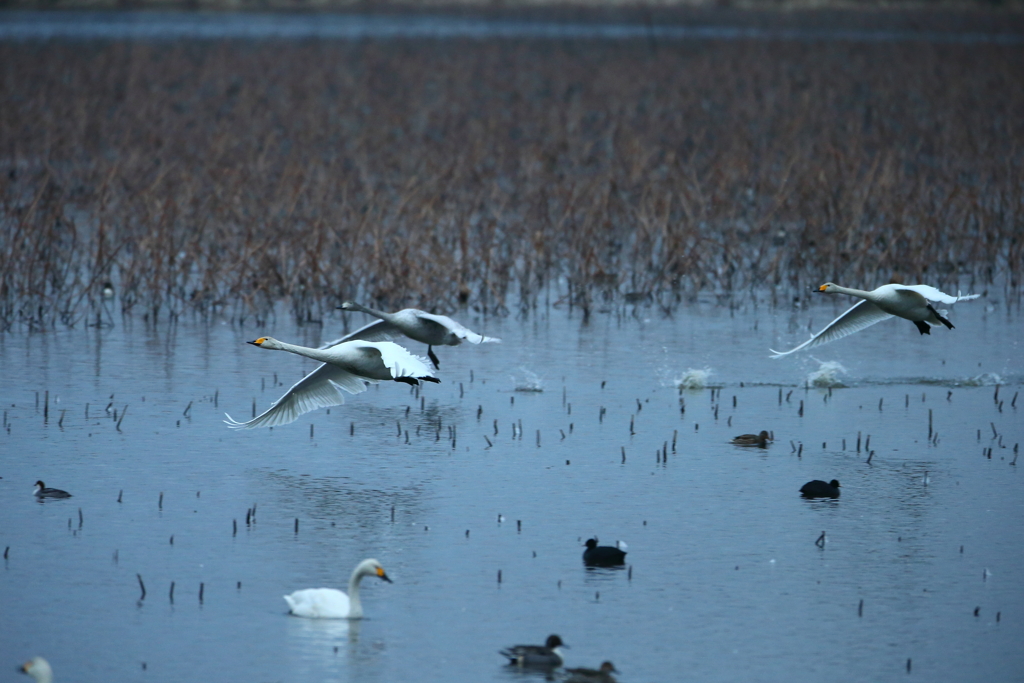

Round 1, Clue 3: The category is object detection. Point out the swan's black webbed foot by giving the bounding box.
[395,377,419,386]
[420,376,441,384]
[927,304,955,330]
[913,320,931,335]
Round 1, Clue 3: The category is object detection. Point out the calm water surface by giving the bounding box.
[1,296,1022,682]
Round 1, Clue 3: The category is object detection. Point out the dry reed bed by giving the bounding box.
[1,37,1021,329]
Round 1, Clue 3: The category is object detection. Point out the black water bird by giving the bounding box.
[800,479,841,499]
[731,430,771,447]
[566,661,618,683]
[583,538,627,567]
[500,634,567,668]
[33,481,71,499]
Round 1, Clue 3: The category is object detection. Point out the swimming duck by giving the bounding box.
[566,661,618,683]
[225,337,438,429]
[336,301,500,368]
[771,283,979,357]
[500,634,567,668]
[33,481,71,499]
[731,430,771,447]
[800,479,841,499]
[19,657,53,683]
[284,558,392,619]
[582,538,627,567]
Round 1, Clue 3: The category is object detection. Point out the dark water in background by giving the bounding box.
[1,295,1022,682]
[1,10,1022,43]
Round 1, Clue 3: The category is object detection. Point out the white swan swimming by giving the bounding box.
[334,301,500,368]
[19,657,53,683]
[225,338,439,429]
[770,283,979,358]
[284,558,392,619]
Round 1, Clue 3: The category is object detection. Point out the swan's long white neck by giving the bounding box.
[347,302,394,323]
[347,564,366,618]
[827,285,875,300]
[264,339,336,364]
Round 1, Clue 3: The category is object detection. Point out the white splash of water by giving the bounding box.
[807,360,847,388]
[674,368,713,390]
[962,372,1003,387]
[512,368,544,392]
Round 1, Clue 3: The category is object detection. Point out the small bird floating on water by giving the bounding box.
[19,657,53,683]
[500,634,567,668]
[770,283,979,358]
[800,479,841,499]
[283,558,392,619]
[566,661,619,683]
[731,430,771,447]
[33,481,71,499]
[336,301,500,368]
[582,538,627,567]
[225,337,438,429]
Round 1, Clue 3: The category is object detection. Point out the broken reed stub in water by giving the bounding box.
[815,531,826,548]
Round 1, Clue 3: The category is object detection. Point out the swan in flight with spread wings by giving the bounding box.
[333,301,500,368]
[225,337,438,429]
[770,283,979,358]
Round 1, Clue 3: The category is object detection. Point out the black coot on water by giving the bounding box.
[583,538,627,566]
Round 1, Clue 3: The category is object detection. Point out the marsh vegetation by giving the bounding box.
[1,32,1021,330]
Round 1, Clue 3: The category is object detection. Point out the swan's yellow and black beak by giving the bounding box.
[377,566,393,583]
[818,284,828,292]
[247,337,267,347]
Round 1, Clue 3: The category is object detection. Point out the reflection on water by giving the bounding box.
[286,615,359,664]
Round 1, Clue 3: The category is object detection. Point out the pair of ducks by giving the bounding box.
[730,434,841,498]
[225,302,499,429]
[283,562,617,683]
[502,635,618,682]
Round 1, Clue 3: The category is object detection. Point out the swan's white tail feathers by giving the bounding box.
[372,341,438,381]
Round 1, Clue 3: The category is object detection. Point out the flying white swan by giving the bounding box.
[19,657,53,683]
[284,558,392,619]
[225,338,439,429]
[770,283,979,358]
[333,301,500,368]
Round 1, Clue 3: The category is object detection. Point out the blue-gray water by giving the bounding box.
[2,295,1022,682]
[0,11,1022,44]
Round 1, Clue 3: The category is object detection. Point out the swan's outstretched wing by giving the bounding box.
[416,312,501,344]
[770,300,893,358]
[320,319,402,349]
[225,363,370,429]
[894,285,981,305]
[368,341,438,380]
